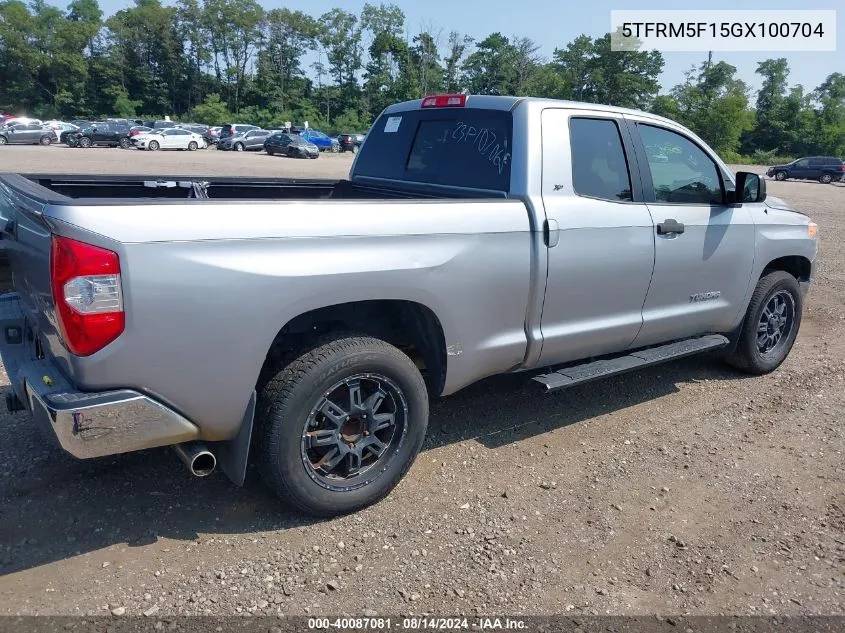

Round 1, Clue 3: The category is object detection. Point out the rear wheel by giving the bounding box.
[148,140,160,151]
[266,148,275,156]
[726,271,802,375]
[257,334,429,517]
[78,136,92,148]
[188,141,198,151]
[820,173,832,184]
[119,137,131,149]
[39,135,53,146]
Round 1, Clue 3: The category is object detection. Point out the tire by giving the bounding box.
[188,141,198,151]
[78,136,92,148]
[148,140,159,151]
[330,144,339,153]
[725,271,803,375]
[820,173,832,184]
[352,144,358,154]
[40,135,53,146]
[266,148,274,156]
[119,137,130,149]
[774,171,787,181]
[257,334,429,517]
[66,137,78,147]
[234,143,244,152]
[0,136,7,146]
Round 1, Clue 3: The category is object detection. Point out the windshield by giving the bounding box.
[354,107,512,192]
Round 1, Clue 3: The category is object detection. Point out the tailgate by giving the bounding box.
[0,179,57,346]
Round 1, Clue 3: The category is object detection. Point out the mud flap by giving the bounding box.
[215,391,256,487]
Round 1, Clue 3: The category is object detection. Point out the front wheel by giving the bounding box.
[0,136,7,146]
[774,171,787,181]
[257,334,429,517]
[78,136,92,148]
[725,271,803,375]
[234,143,244,152]
[820,173,832,184]
[148,140,159,151]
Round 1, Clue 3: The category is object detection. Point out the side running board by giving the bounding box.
[532,334,730,392]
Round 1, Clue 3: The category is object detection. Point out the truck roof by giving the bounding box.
[382,94,679,128]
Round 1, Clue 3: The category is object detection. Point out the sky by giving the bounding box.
[71,0,841,95]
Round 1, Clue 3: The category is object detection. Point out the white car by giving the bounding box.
[133,128,206,151]
[45,122,79,141]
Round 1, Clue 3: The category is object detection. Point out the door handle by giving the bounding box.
[656,219,685,235]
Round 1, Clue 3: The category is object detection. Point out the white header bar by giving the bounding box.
[610,10,837,52]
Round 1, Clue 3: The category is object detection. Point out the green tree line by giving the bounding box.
[1,0,843,160]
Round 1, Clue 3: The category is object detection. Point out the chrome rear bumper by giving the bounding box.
[0,293,199,459]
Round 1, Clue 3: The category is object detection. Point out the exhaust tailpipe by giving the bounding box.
[174,442,217,477]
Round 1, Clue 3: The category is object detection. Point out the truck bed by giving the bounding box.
[9,173,501,201]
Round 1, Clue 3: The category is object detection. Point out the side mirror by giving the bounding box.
[733,171,767,204]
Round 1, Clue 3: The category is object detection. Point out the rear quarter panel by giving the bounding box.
[44,199,533,440]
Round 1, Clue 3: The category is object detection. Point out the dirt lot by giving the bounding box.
[0,143,355,179]
[0,146,842,618]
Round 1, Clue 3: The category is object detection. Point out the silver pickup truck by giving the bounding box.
[0,94,818,517]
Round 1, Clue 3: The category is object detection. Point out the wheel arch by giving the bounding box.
[762,255,812,282]
[257,299,448,398]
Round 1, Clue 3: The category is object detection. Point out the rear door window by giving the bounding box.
[569,118,633,202]
[354,108,512,191]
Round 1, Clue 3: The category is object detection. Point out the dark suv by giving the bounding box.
[767,156,845,184]
[337,133,365,153]
[73,121,133,148]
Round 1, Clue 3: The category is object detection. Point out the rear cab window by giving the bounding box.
[353,107,512,192]
[569,118,633,202]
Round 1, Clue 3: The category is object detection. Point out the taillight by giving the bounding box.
[839,165,845,171]
[50,235,124,356]
[421,94,467,108]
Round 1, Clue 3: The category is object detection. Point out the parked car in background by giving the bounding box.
[217,129,274,151]
[218,123,259,143]
[337,132,365,153]
[203,126,222,146]
[263,132,319,158]
[128,125,152,141]
[70,119,91,129]
[44,122,79,142]
[767,156,845,184]
[131,127,205,151]
[0,122,55,146]
[2,117,42,127]
[74,120,133,148]
[299,127,339,152]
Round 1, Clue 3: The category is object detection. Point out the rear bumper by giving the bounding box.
[0,293,199,459]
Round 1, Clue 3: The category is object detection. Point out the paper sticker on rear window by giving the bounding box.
[384,116,402,133]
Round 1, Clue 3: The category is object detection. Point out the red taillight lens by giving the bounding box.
[839,165,845,171]
[421,94,467,108]
[50,235,125,356]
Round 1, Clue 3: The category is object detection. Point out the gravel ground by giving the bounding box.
[0,148,842,618]
[0,143,356,179]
